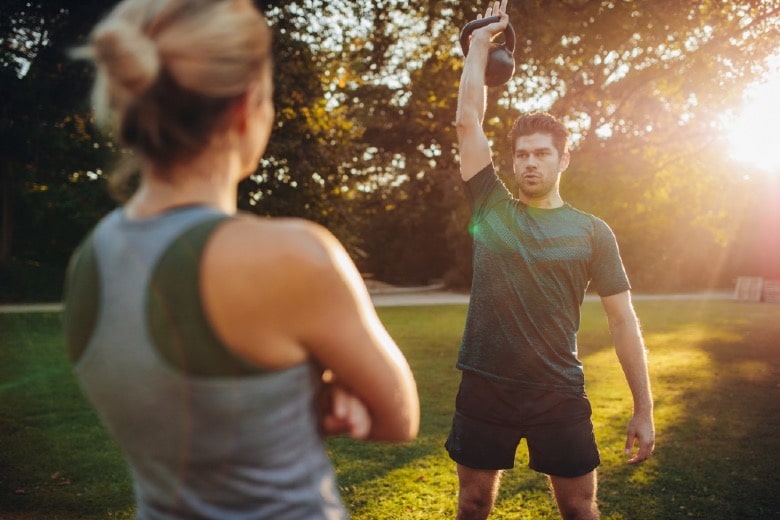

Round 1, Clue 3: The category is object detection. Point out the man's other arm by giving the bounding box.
[601,290,655,464]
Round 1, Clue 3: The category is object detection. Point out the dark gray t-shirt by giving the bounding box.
[458,165,630,392]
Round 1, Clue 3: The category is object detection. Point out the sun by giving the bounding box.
[726,58,780,177]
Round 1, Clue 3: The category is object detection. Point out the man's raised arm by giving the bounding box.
[455,0,509,181]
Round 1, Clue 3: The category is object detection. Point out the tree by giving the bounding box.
[0,0,116,300]
[1,0,778,300]
[0,0,375,299]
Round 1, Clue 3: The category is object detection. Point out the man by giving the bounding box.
[445,1,655,519]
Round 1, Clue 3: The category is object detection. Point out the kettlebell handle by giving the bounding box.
[459,15,516,57]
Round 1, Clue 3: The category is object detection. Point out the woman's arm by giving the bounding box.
[201,216,419,442]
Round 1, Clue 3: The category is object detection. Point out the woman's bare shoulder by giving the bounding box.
[203,214,345,299]
[198,216,344,367]
[216,214,333,259]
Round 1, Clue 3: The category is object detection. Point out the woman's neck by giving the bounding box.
[124,153,241,219]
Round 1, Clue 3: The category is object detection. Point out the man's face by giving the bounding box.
[512,133,570,200]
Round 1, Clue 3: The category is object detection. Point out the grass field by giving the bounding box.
[1,299,779,519]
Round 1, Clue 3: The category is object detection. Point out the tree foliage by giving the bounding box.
[1,0,778,301]
[0,0,116,299]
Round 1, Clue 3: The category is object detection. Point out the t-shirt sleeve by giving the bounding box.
[589,218,631,297]
[464,164,513,222]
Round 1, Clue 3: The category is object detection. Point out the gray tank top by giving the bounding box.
[62,206,347,519]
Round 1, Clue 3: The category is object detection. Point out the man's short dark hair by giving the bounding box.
[508,112,569,157]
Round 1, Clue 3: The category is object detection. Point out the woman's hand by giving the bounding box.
[318,372,372,440]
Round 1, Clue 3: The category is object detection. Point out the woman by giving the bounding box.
[62,1,419,518]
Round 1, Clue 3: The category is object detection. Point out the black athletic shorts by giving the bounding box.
[445,371,600,478]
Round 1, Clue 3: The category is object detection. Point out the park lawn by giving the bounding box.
[1,299,779,519]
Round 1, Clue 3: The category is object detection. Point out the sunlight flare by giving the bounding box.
[726,57,780,177]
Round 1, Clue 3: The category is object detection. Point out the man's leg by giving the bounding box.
[456,464,502,520]
[548,470,599,520]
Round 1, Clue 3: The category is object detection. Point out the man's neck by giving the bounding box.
[517,191,565,209]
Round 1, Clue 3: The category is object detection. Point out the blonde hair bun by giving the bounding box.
[71,0,272,186]
[92,18,160,97]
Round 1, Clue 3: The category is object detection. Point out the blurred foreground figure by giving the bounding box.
[62,1,419,518]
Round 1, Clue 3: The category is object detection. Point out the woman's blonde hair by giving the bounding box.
[72,0,272,195]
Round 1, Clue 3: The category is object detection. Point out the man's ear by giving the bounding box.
[559,150,571,172]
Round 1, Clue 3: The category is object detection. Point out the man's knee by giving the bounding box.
[456,465,502,520]
[555,498,599,520]
[549,471,599,520]
[457,494,495,520]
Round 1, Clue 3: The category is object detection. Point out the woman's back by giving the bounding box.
[65,206,347,519]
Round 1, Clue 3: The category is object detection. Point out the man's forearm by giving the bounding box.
[455,33,491,129]
[455,32,497,179]
[612,321,653,414]
[455,6,509,180]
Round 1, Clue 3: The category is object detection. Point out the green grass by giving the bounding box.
[1,300,779,519]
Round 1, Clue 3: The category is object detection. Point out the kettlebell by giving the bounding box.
[459,15,516,87]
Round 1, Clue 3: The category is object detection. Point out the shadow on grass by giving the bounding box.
[595,301,780,520]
